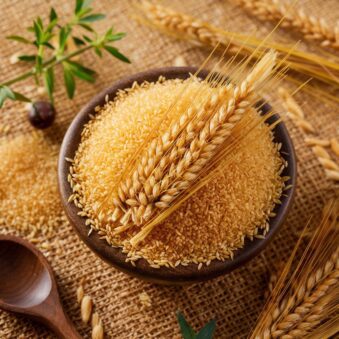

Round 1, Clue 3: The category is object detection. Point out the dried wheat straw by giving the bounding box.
[235,0,339,50]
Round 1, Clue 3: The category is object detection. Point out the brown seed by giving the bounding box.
[91,312,100,328]
[330,138,339,156]
[92,321,104,339]
[77,285,84,304]
[81,295,93,323]
[305,137,330,147]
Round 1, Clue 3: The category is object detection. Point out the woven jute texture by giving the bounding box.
[0,0,338,338]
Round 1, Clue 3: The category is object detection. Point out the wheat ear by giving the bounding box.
[268,248,339,337]
[114,51,277,244]
[252,200,339,338]
[235,0,339,50]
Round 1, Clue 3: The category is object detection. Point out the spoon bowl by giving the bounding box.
[0,240,52,308]
[0,235,81,339]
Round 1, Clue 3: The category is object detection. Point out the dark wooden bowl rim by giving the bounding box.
[58,67,297,284]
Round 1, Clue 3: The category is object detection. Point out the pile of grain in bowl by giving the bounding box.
[68,76,287,268]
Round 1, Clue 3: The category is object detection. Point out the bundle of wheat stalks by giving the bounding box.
[102,50,278,245]
[135,1,339,104]
[251,199,339,338]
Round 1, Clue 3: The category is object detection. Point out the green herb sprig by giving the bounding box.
[0,0,130,108]
[177,311,216,339]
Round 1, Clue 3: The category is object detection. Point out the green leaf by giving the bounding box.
[79,13,105,23]
[68,61,96,76]
[18,55,36,62]
[76,7,92,18]
[33,20,43,44]
[59,26,70,52]
[94,47,102,58]
[44,67,55,103]
[78,23,94,32]
[36,16,44,29]
[0,86,15,108]
[104,45,130,63]
[83,35,92,43]
[63,64,75,99]
[73,36,86,46]
[13,91,31,103]
[196,320,216,339]
[66,61,96,82]
[177,312,196,339]
[50,7,58,22]
[75,0,84,14]
[6,35,31,44]
[43,41,55,49]
[106,32,126,42]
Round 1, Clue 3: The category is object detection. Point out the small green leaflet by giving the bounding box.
[6,35,31,44]
[0,86,30,108]
[79,13,105,23]
[73,36,86,46]
[59,26,71,53]
[78,22,94,32]
[63,63,75,99]
[177,312,196,339]
[104,28,126,42]
[104,45,130,63]
[50,7,58,22]
[177,312,216,339]
[18,55,36,62]
[12,92,31,103]
[66,60,96,83]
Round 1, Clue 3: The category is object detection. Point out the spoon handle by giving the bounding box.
[36,290,82,339]
[47,311,82,339]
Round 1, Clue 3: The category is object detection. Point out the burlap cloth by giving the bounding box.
[0,0,338,338]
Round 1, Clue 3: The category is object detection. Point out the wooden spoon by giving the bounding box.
[0,235,81,338]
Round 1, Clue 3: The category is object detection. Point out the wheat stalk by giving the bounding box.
[136,0,339,93]
[268,249,339,337]
[278,87,339,181]
[109,51,277,244]
[235,0,339,50]
[251,199,339,338]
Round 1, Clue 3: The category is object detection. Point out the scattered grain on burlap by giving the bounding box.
[0,0,338,338]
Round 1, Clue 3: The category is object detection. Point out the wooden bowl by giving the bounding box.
[58,67,297,284]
